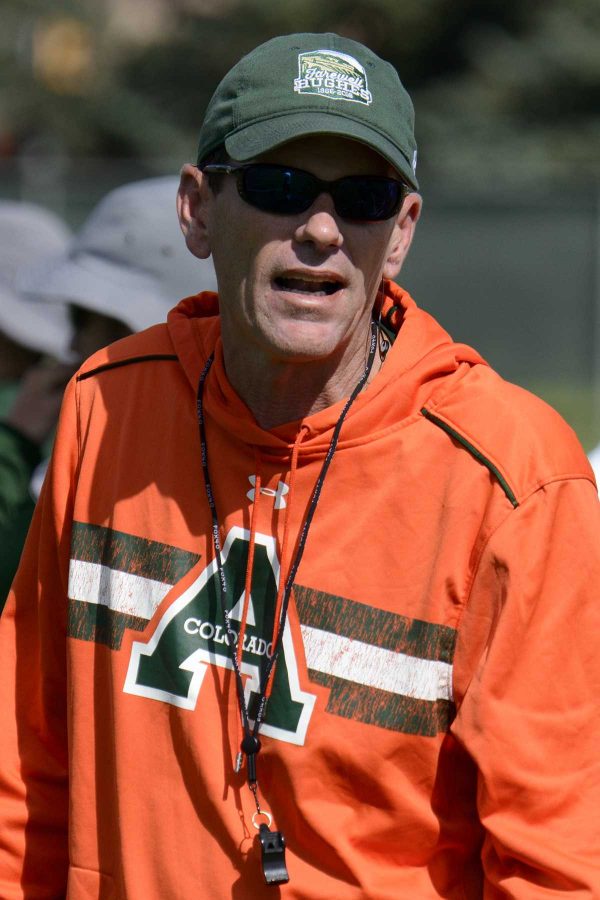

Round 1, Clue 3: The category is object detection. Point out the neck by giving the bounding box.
[222,326,381,430]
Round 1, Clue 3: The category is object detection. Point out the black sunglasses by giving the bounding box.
[200,162,407,222]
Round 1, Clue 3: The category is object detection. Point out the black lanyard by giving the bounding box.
[196,322,377,885]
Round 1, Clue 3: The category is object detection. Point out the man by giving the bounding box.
[1,32,598,899]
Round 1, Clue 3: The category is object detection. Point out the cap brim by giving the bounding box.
[17,252,173,333]
[0,283,74,359]
[225,112,419,189]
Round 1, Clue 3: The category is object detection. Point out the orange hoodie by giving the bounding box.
[1,282,599,899]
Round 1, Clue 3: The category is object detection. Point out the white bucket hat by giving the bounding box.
[0,201,73,359]
[18,176,217,332]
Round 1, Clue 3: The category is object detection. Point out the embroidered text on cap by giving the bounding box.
[293,49,373,105]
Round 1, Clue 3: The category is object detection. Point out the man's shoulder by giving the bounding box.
[75,322,176,382]
[424,363,594,503]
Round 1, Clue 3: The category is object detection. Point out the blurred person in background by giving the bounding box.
[0,201,74,607]
[1,32,599,899]
[0,178,217,609]
[18,175,217,362]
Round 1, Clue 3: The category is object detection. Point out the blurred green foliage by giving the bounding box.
[1,0,599,447]
[1,0,598,186]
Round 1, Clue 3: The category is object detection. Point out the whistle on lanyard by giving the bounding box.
[244,735,289,885]
[258,823,289,885]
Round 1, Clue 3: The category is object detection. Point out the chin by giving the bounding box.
[265,322,347,362]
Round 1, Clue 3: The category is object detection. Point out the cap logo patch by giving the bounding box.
[294,49,372,105]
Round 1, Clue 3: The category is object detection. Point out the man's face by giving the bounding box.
[187,135,420,367]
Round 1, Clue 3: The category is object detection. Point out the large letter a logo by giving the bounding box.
[124,527,316,746]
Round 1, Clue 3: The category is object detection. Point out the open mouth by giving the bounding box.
[274,276,343,297]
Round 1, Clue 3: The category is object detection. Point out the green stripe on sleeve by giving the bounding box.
[420,408,519,508]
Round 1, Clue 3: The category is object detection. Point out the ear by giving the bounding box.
[382,191,422,280]
[177,164,212,260]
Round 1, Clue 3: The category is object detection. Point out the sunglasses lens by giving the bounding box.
[238,166,403,221]
[241,166,314,215]
[334,177,403,221]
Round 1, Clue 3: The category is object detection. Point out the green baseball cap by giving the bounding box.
[196,32,419,189]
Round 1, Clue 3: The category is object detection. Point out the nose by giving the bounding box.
[294,194,343,250]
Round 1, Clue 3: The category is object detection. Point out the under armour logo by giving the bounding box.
[247,476,289,509]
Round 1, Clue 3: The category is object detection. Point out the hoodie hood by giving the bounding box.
[167,280,487,455]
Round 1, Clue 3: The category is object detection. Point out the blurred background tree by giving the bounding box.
[1,0,599,447]
[1,0,598,186]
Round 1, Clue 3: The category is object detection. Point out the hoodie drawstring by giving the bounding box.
[237,450,261,671]
[266,423,308,697]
